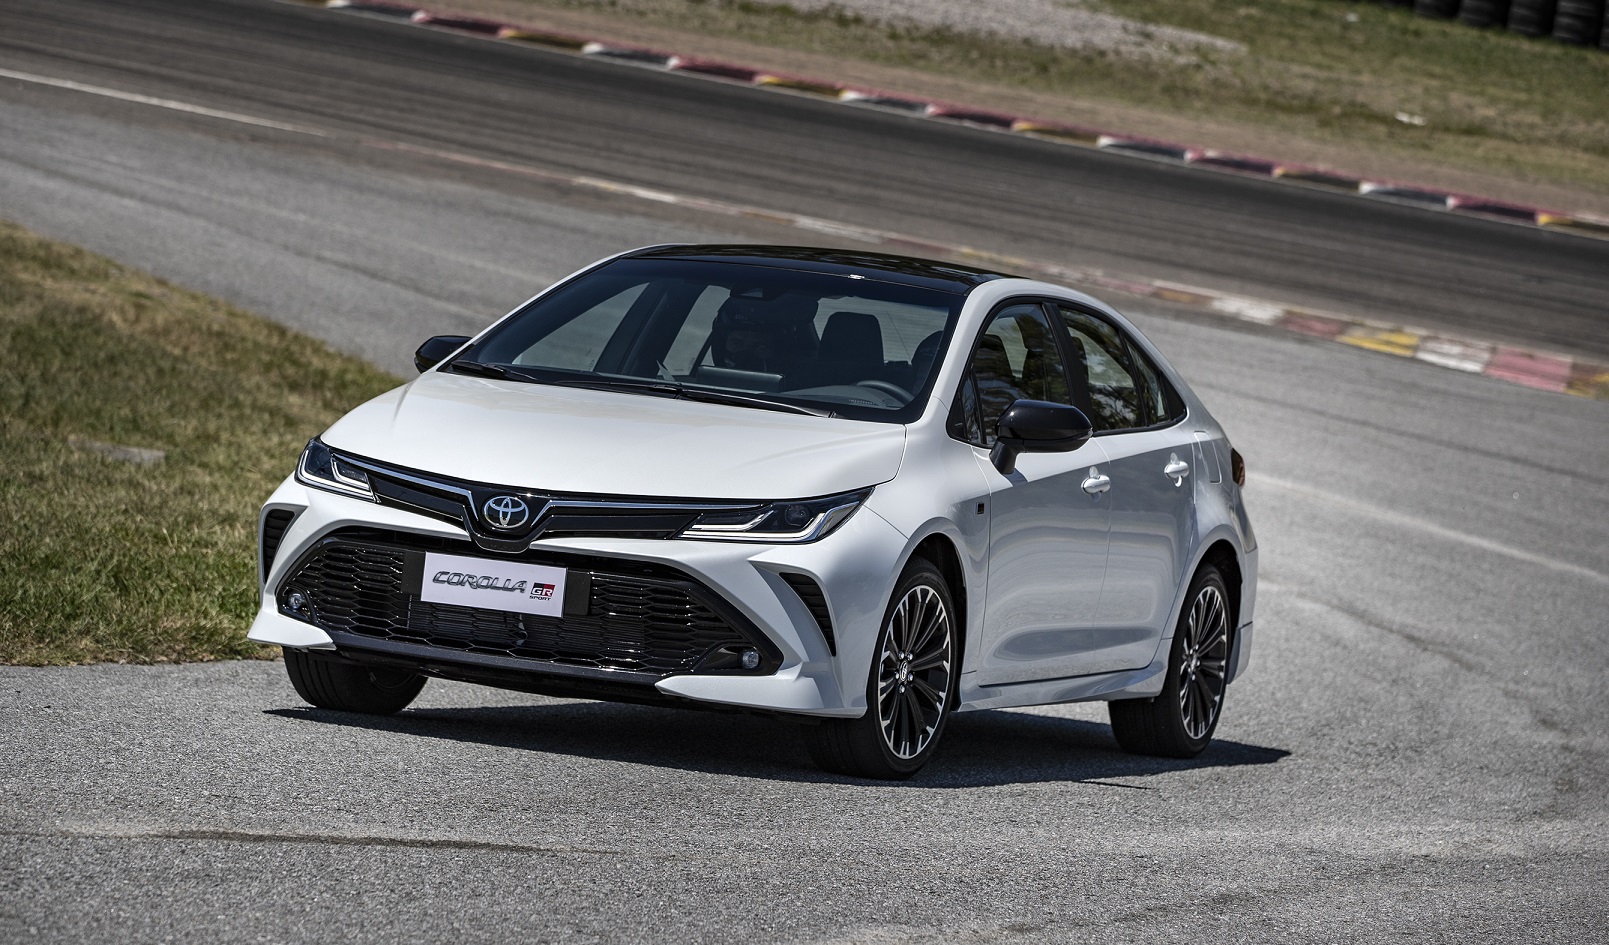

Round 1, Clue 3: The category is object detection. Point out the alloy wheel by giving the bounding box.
[876,584,953,760]
[1178,583,1230,741]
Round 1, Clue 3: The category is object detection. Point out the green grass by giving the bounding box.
[486,0,1609,197]
[0,221,399,665]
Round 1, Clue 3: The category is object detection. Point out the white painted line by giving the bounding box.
[0,67,330,137]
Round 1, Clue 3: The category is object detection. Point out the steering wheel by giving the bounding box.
[856,380,913,403]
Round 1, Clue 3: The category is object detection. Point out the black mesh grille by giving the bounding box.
[781,572,835,655]
[278,532,765,678]
[260,509,296,584]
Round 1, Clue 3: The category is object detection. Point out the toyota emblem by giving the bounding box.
[482,495,530,530]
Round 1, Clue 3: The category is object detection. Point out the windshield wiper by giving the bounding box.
[674,387,832,417]
[543,375,832,416]
[448,364,830,416]
[446,360,547,382]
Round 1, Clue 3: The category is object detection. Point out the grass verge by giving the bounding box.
[0,220,398,665]
[442,0,1609,206]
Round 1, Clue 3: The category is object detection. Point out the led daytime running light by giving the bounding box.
[296,439,376,502]
[680,490,869,543]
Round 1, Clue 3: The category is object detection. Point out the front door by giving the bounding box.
[962,303,1114,686]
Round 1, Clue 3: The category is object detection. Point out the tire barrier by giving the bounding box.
[1393,0,1606,48]
[1506,0,1558,35]
[1458,0,1512,26]
[1552,0,1605,43]
[1414,0,1463,17]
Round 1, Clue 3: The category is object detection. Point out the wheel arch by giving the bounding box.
[906,531,969,673]
[1199,537,1243,640]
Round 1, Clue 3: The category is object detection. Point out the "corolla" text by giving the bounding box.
[432,571,556,600]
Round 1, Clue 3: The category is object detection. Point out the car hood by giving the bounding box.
[321,371,908,499]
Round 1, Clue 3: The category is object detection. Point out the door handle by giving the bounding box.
[1082,468,1111,495]
[1164,453,1190,487]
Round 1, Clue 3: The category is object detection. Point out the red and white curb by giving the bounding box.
[313,0,1609,243]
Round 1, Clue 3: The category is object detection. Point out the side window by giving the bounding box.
[1127,343,1184,426]
[1056,305,1144,433]
[956,303,1070,446]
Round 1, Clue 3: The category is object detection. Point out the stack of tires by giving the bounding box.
[1395,0,1607,48]
[1552,1,1604,43]
[1459,0,1512,26]
[1414,0,1462,15]
[1506,0,1557,35]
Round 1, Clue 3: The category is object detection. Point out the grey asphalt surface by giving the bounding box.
[4,0,1609,360]
[2,0,1608,942]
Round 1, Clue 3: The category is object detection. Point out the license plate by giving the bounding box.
[417,552,567,618]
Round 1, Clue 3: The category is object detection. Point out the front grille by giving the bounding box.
[332,448,755,549]
[277,530,771,679]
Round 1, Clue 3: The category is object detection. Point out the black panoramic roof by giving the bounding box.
[625,245,1016,293]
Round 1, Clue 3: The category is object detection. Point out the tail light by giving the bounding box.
[1230,448,1246,487]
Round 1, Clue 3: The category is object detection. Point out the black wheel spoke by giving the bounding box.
[911,677,942,714]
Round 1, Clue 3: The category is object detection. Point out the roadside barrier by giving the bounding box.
[1413,0,1462,17]
[1458,0,1511,25]
[1506,0,1558,35]
[1552,0,1605,42]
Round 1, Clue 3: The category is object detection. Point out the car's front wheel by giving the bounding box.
[283,648,426,715]
[1109,564,1231,758]
[804,557,958,780]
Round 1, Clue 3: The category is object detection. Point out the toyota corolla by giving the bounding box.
[250,245,1257,779]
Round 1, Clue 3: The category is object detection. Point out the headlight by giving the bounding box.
[295,438,375,502]
[679,489,870,543]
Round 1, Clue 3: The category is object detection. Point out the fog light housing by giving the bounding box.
[694,644,775,674]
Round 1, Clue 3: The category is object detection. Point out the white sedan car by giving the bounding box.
[250,245,1257,779]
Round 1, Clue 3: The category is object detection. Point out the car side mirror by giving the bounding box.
[989,400,1094,475]
[414,335,472,373]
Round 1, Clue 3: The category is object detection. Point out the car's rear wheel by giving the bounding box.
[283,648,426,715]
[1109,565,1231,758]
[804,558,957,780]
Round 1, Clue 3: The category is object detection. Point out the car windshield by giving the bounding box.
[452,257,965,423]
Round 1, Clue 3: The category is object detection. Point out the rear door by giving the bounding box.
[1054,304,1196,673]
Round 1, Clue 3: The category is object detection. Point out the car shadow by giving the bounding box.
[265,698,1289,788]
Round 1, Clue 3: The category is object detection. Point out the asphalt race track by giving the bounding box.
[1,1,1607,942]
[5,0,1609,359]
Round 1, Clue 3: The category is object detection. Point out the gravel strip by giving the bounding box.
[590,0,1243,58]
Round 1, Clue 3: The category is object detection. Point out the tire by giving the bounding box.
[804,558,958,780]
[283,648,426,714]
[1109,565,1232,758]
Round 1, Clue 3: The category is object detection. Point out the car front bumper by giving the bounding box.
[249,477,908,717]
